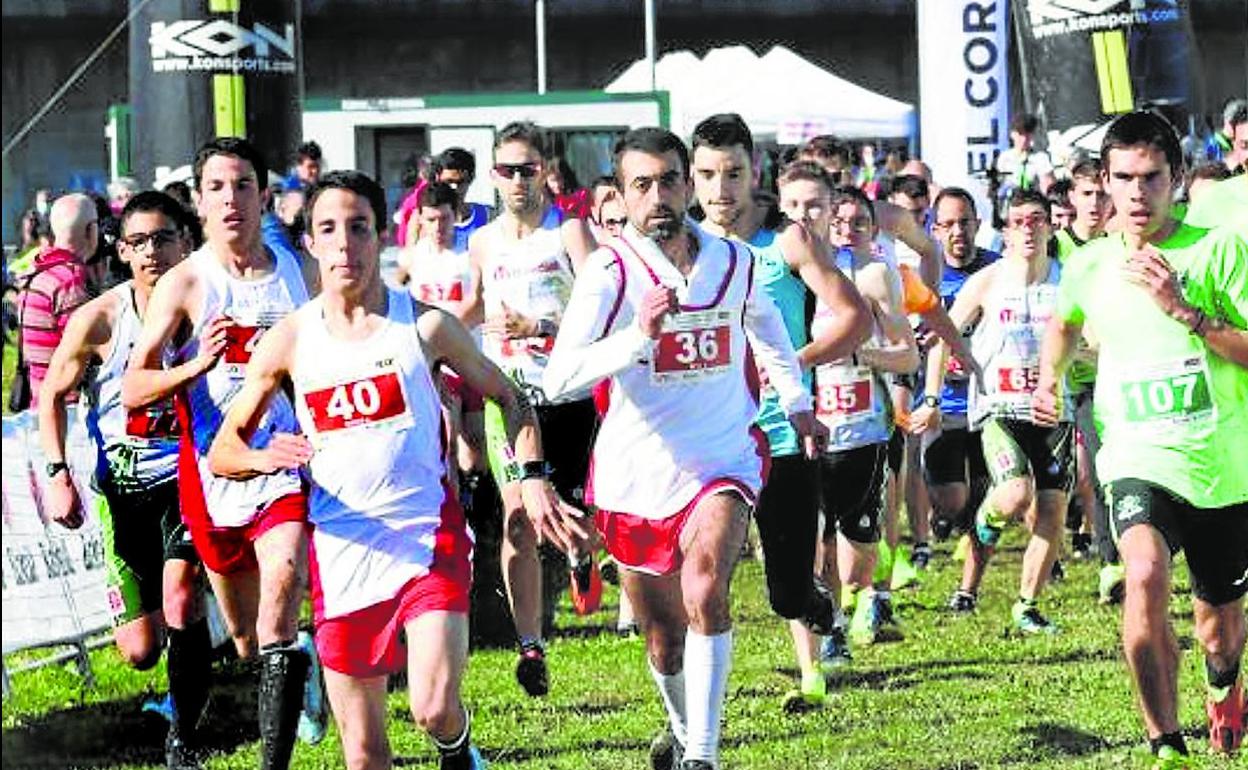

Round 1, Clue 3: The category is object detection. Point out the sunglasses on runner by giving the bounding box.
[601,217,628,229]
[120,229,180,251]
[493,162,541,180]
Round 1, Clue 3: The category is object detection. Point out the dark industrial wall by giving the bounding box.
[3,1,1244,239]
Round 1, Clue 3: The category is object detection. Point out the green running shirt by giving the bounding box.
[1056,222,1248,508]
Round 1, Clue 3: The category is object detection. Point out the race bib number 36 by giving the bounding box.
[303,371,411,436]
[652,309,734,386]
[1120,357,1212,425]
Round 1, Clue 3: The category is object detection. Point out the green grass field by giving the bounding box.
[2,534,1240,770]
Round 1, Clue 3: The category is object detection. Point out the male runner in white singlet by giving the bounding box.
[123,139,319,770]
[210,170,585,770]
[545,127,821,770]
[40,192,210,769]
[462,121,600,696]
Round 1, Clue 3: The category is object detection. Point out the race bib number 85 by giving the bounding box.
[303,371,410,436]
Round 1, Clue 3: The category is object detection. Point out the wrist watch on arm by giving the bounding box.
[519,460,552,481]
[46,461,70,479]
[922,395,941,409]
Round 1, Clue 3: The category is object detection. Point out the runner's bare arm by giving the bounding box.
[121,265,225,409]
[877,200,941,288]
[37,296,114,528]
[207,317,310,479]
[544,254,654,401]
[744,274,814,416]
[781,223,872,367]
[419,304,590,551]
[857,265,920,375]
[458,230,488,329]
[561,216,598,273]
[926,266,991,402]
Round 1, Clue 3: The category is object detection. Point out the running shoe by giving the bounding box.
[681,762,714,770]
[1206,678,1244,754]
[459,745,489,770]
[1012,600,1058,635]
[1150,745,1192,770]
[649,724,684,770]
[516,640,549,697]
[819,627,853,672]
[782,669,827,713]
[890,548,920,590]
[165,726,203,770]
[1098,563,1126,605]
[912,542,932,571]
[569,557,603,616]
[297,630,329,745]
[142,692,176,724]
[848,591,879,646]
[874,593,902,639]
[1050,559,1066,583]
[947,590,977,614]
[930,516,954,541]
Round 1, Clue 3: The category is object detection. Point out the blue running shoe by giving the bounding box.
[297,630,329,745]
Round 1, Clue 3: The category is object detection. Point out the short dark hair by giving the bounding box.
[830,184,876,225]
[121,190,194,235]
[496,121,549,159]
[613,127,690,180]
[1069,158,1102,182]
[1223,98,1248,128]
[436,147,476,178]
[1048,179,1074,208]
[591,174,620,192]
[798,135,851,166]
[303,170,388,234]
[417,181,459,210]
[932,186,977,216]
[1101,110,1183,177]
[1011,113,1041,135]
[889,174,930,201]
[691,113,754,158]
[776,160,834,192]
[193,137,270,192]
[1006,187,1051,217]
[296,141,322,163]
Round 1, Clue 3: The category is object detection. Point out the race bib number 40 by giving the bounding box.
[652,309,734,386]
[1120,356,1213,426]
[302,370,413,440]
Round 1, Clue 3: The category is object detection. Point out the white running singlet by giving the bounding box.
[479,207,575,400]
[180,245,308,527]
[544,222,812,520]
[291,289,458,619]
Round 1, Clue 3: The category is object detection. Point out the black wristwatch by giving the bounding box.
[519,460,552,481]
[922,395,941,409]
[45,461,70,479]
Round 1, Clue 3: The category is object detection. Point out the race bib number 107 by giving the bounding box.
[1120,358,1212,425]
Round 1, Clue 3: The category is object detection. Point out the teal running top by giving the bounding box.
[749,228,812,457]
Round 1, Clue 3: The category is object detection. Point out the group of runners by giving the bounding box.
[32,106,1245,770]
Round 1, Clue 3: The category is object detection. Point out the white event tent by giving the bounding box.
[605,45,916,144]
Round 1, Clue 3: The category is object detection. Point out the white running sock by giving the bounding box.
[648,658,687,746]
[683,629,733,766]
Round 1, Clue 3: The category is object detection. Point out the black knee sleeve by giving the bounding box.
[258,641,308,770]
[167,619,212,737]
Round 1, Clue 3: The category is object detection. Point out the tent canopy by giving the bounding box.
[606,45,915,143]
